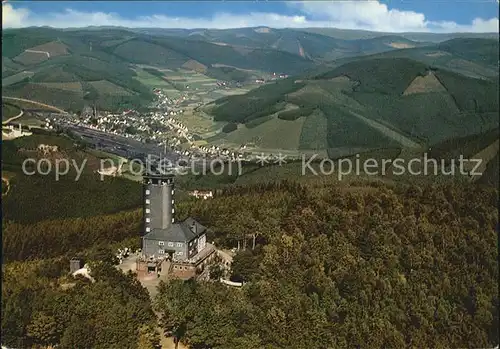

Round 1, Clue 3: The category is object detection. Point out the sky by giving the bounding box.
[2,1,499,33]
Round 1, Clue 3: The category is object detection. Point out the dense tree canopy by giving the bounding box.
[2,259,158,349]
[2,178,498,348]
[157,181,498,349]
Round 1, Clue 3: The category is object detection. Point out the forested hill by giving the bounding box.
[157,180,499,349]
[2,178,498,348]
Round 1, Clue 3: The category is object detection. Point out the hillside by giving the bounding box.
[333,38,499,79]
[1,133,142,223]
[301,27,499,42]
[162,181,499,349]
[206,57,499,154]
[2,102,21,122]
[3,28,498,113]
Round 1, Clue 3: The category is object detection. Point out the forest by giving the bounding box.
[159,181,499,349]
[2,176,498,348]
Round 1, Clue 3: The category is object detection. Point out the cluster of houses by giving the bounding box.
[152,89,189,108]
[255,73,289,84]
[1,123,33,140]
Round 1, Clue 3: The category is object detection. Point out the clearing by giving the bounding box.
[29,41,69,57]
[2,71,35,87]
[13,51,49,65]
[181,59,207,72]
[133,67,173,88]
[89,80,133,96]
[35,82,83,93]
[210,113,306,150]
[346,110,422,149]
[387,42,415,49]
[403,71,447,96]
[299,110,329,150]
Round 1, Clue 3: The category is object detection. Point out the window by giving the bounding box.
[158,249,164,254]
[145,208,150,214]
[176,242,183,248]
[145,218,150,223]
[171,189,174,195]
[172,209,175,214]
[145,199,150,204]
[145,227,150,232]
[145,190,150,195]
[159,241,165,246]
[168,242,174,247]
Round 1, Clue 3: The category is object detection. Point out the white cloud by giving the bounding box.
[2,1,498,33]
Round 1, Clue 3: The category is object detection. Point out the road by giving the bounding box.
[116,255,188,349]
[2,109,23,125]
[2,96,66,113]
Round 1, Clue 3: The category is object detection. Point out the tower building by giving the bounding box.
[143,173,175,233]
[141,172,210,263]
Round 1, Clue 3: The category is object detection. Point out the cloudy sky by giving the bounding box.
[2,1,499,33]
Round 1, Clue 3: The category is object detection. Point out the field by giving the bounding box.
[298,110,329,150]
[28,41,69,56]
[209,114,306,150]
[89,80,133,96]
[2,71,35,87]
[173,110,225,135]
[13,51,49,66]
[35,82,83,93]
[13,112,46,128]
[133,67,174,88]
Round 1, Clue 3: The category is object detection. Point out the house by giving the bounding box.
[142,217,207,261]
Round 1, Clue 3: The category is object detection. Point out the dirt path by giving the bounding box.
[346,110,422,149]
[2,96,66,114]
[117,256,188,349]
[25,49,50,58]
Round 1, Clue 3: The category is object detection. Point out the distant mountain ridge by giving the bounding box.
[2,26,498,115]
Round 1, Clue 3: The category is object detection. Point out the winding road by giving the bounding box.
[2,109,24,125]
[2,96,66,114]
